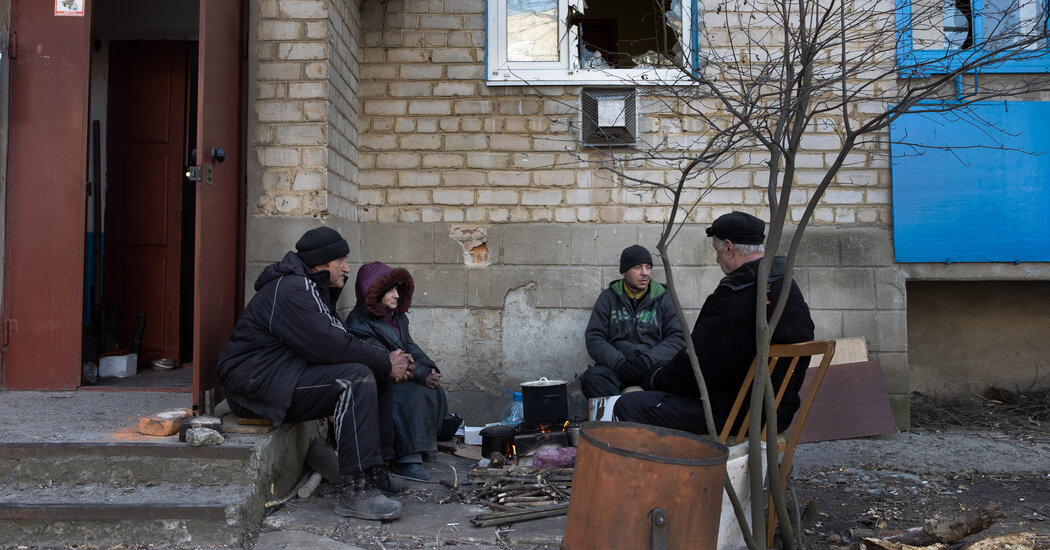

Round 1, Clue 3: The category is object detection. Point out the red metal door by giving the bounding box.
[192,0,244,408]
[104,41,188,366]
[1,1,91,389]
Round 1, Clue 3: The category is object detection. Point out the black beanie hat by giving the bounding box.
[706,211,766,245]
[295,227,350,267]
[619,245,654,273]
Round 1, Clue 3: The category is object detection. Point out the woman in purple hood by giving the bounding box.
[346,262,448,481]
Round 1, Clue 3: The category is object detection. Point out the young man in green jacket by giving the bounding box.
[581,245,686,398]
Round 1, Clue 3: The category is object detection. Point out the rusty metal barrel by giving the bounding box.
[562,422,728,550]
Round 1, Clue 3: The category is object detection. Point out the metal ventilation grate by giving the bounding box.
[581,87,637,146]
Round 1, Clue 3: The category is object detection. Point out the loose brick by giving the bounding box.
[139,409,193,437]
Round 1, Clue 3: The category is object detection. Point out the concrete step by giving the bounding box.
[0,441,256,485]
[0,481,257,547]
[0,420,319,547]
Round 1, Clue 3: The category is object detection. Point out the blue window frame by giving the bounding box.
[896,0,1050,74]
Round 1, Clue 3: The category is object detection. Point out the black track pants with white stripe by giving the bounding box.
[283,362,394,477]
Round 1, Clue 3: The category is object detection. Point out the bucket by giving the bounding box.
[562,422,729,550]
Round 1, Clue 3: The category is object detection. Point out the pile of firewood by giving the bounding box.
[459,467,574,527]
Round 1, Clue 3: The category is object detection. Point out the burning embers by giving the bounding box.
[480,420,575,465]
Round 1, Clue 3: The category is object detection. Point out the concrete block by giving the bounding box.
[359,223,435,263]
[99,354,137,378]
[245,215,321,265]
[887,393,911,431]
[501,224,570,265]
[840,227,893,266]
[787,227,841,266]
[660,266,724,311]
[569,225,639,267]
[874,352,909,395]
[807,268,876,309]
[466,267,599,309]
[842,309,906,354]
[789,267,811,298]
[875,267,907,310]
[409,266,468,307]
[654,224,712,267]
[873,310,908,352]
[810,309,844,340]
[500,288,591,385]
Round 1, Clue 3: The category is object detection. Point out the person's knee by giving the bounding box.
[333,363,375,385]
[581,364,620,398]
[613,392,659,422]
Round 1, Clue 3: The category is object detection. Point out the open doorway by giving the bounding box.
[82,1,200,390]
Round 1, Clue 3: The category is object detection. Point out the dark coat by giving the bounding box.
[346,262,446,458]
[346,262,438,383]
[217,251,391,425]
[652,255,815,432]
[585,279,686,373]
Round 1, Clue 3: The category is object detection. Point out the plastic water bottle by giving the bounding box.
[501,391,524,426]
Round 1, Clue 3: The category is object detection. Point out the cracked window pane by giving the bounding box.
[984,0,1047,50]
[507,0,560,62]
[572,0,684,68]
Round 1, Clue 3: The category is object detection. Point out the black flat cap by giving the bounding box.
[706,211,766,245]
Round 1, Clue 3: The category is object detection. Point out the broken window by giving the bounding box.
[570,0,684,69]
[900,0,1048,71]
[487,0,697,85]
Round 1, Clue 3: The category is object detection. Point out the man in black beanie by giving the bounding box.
[614,211,815,437]
[218,226,413,521]
[581,244,685,398]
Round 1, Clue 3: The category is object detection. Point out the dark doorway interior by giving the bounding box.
[83,1,199,389]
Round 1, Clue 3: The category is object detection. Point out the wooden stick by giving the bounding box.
[297,472,323,498]
[471,503,570,527]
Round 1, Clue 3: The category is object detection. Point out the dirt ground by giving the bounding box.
[791,390,1050,549]
[255,390,1050,550]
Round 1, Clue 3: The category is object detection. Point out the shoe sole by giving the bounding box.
[334,505,403,521]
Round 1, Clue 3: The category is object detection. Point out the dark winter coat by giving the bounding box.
[346,262,446,458]
[585,280,686,374]
[345,262,439,383]
[652,255,815,432]
[217,252,391,426]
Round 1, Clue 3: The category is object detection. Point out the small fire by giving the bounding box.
[509,443,517,459]
[539,420,571,434]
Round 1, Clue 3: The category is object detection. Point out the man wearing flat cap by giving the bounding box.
[615,212,815,436]
[581,244,686,398]
[218,226,414,521]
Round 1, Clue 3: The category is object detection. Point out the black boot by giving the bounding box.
[334,472,402,521]
[371,465,406,496]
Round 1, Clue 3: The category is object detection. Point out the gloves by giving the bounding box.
[619,350,651,384]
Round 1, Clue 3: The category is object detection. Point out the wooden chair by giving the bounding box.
[717,340,837,548]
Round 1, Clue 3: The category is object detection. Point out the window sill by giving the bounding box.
[485,67,698,87]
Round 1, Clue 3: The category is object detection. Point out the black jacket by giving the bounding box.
[217,251,390,425]
[585,280,685,374]
[652,255,815,432]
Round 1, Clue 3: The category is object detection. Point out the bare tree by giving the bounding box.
[560,0,1050,547]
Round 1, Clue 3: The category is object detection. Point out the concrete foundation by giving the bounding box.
[907,280,1050,396]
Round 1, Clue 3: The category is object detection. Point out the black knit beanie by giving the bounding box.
[619,245,654,273]
[295,227,350,267]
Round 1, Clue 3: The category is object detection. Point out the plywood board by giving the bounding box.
[790,360,898,444]
[811,336,868,368]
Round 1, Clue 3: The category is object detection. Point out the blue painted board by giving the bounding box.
[890,101,1050,262]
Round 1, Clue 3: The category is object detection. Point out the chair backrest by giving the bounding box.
[718,340,837,446]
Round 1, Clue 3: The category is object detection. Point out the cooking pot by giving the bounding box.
[480,424,516,458]
[521,377,569,424]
